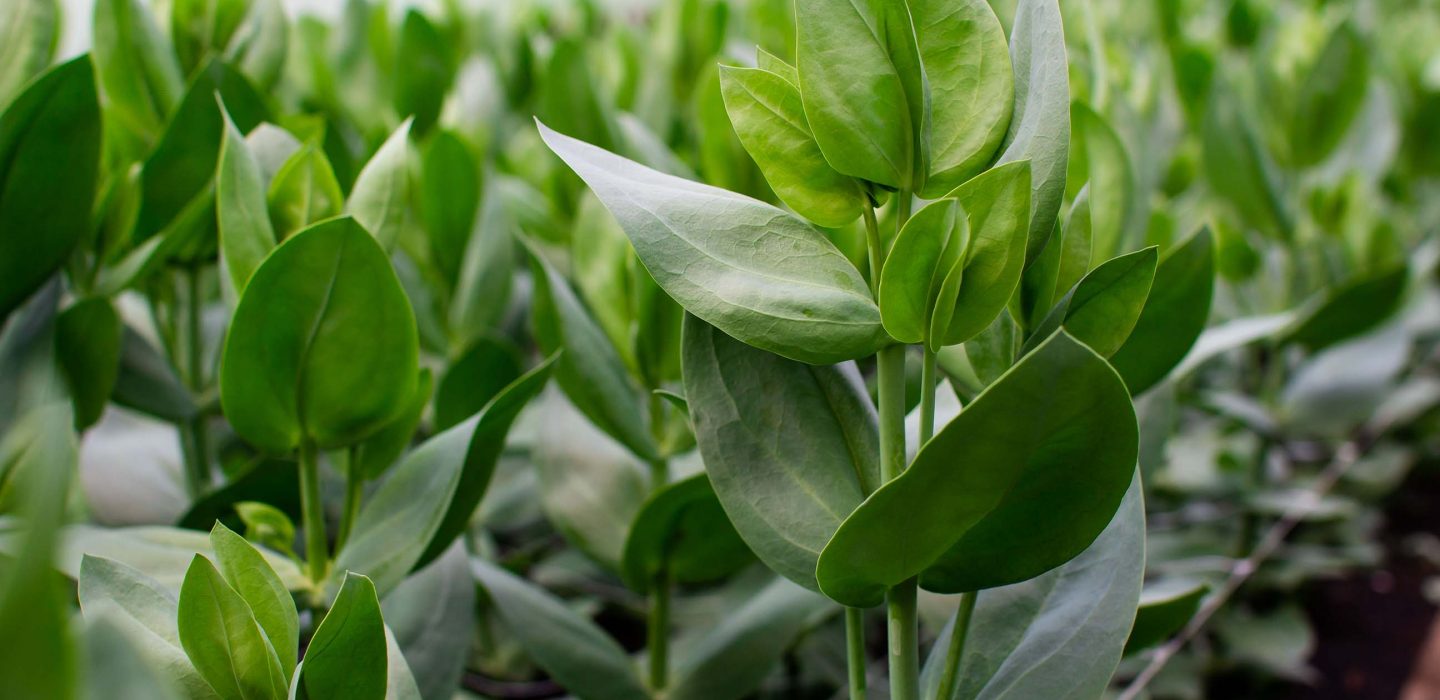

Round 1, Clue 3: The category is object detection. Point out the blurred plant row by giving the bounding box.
[0,0,1438,698]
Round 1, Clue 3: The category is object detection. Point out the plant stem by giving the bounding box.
[862,205,883,295]
[877,345,907,484]
[920,345,938,445]
[298,440,329,585]
[845,607,868,700]
[648,392,669,491]
[335,447,362,553]
[182,267,210,495]
[887,578,920,700]
[934,591,978,700]
[647,567,671,692]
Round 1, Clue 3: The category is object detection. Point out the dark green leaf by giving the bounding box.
[55,298,123,429]
[394,10,453,136]
[300,573,387,700]
[1284,264,1408,351]
[1111,227,1215,394]
[352,368,432,481]
[1024,247,1157,358]
[1290,23,1368,167]
[620,473,754,593]
[1125,579,1208,654]
[113,326,197,423]
[434,337,522,432]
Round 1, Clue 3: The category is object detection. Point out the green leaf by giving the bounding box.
[1202,82,1291,239]
[995,0,1070,263]
[178,555,289,700]
[538,38,622,153]
[55,298,123,429]
[57,524,306,592]
[880,199,969,346]
[794,0,924,189]
[448,179,514,348]
[682,316,877,591]
[539,121,885,364]
[220,217,419,453]
[235,502,296,559]
[225,0,289,90]
[170,0,249,73]
[393,10,453,137]
[718,65,864,227]
[667,576,832,700]
[83,613,184,700]
[267,144,344,240]
[434,338,522,432]
[334,357,554,597]
[528,245,658,461]
[817,332,1137,607]
[1283,264,1408,351]
[1024,247,1157,358]
[78,555,215,698]
[936,161,1033,345]
[1125,579,1208,654]
[471,559,650,700]
[1067,102,1133,262]
[756,47,798,85]
[210,522,299,678]
[300,573,387,700]
[0,0,57,109]
[913,0,1014,197]
[963,309,1021,387]
[380,545,474,700]
[0,56,101,321]
[1111,227,1215,394]
[620,473,754,593]
[924,473,1144,700]
[571,191,641,370]
[1290,22,1368,167]
[352,368,432,481]
[92,0,183,140]
[113,326,197,423]
[346,119,413,251]
[417,130,480,287]
[217,103,278,295]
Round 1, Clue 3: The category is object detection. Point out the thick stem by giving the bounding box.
[877,345,908,484]
[887,578,920,700]
[299,441,329,585]
[920,346,938,445]
[335,448,362,553]
[934,591,978,700]
[845,607,868,700]
[647,568,671,692]
[182,267,210,494]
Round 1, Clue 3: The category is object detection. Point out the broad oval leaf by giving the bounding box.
[220,217,419,453]
[1283,263,1408,351]
[471,559,650,700]
[1023,247,1157,358]
[816,332,1137,607]
[1290,22,1368,167]
[995,0,1070,263]
[718,65,864,227]
[913,0,1014,197]
[0,56,101,322]
[300,573,387,700]
[937,161,1032,345]
[682,315,878,591]
[1111,227,1215,394]
[620,473,754,593]
[923,473,1144,700]
[177,555,289,700]
[346,119,413,251]
[539,121,885,365]
[210,522,299,678]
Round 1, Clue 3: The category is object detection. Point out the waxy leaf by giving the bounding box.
[55,298,123,430]
[210,522,298,678]
[817,332,1137,607]
[1291,22,1368,167]
[1067,102,1133,262]
[381,545,474,700]
[217,105,277,295]
[334,357,554,596]
[529,246,659,461]
[178,555,289,700]
[620,473,754,593]
[995,0,1070,263]
[300,573,387,700]
[351,368,432,480]
[1111,228,1215,394]
[220,217,419,453]
[1024,247,1157,358]
[795,0,925,189]
[936,161,1033,345]
[472,559,650,700]
[83,613,184,700]
[879,199,969,346]
[346,119,413,251]
[539,122,886,364]
[418,130,480,287]
[267,144,343,240]
[0,0,57,109]
[913,0,1014,197]
[719,65,864,227]
[682,316,878,591]
[924,473,1144,700]
[92,0,183,140]
[434,338,521,431]
[0,57,101,322]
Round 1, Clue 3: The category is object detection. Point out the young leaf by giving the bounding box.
[177,555,289,700]
[682,316,877,590]
[923,473,1144,700]
[718,65,864,227]
[794,0,925,189]
[55,298,123,430]
[1110,227,1215,394]
[266,143,344,240]
[170,0,249,72]
[816,332,1137,607]
[1067,102,1133,263]
[418,130,480,287]
[334,358,554,596]
[220,217,419,453]
[300,573,387,700]
[913,0,1014,197]
[539,121,886,364]
[393,10,453,137]
[434,338,522,431]
[935,161,1033,346]
[0,56,101,322]
[472,559,651,700]
[1125,579,1209,654]
[1283,263,1408,351]
[620,473,754,593]
[995,0,1070,263]
[528,245,659,461]
[1023,247,1157,358]
[879,199,968,346]
[92,0,183,139]
[346,118,413,251]
[0,0,58,109]
[210,522,299,678]
[217,103,277,295]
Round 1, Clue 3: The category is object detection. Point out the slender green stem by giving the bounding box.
[934,591,978,700]
[647,567,671,692]
[862,205,884,295]
[181,267,211,495]
[877,346,908,484]
[845,607,868,700]
[887,578,920,700]
[877,343,913,700]
[920,346,938,445]
[647,392,669,491]
[298,441,329,585]
[335,447,362,553]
